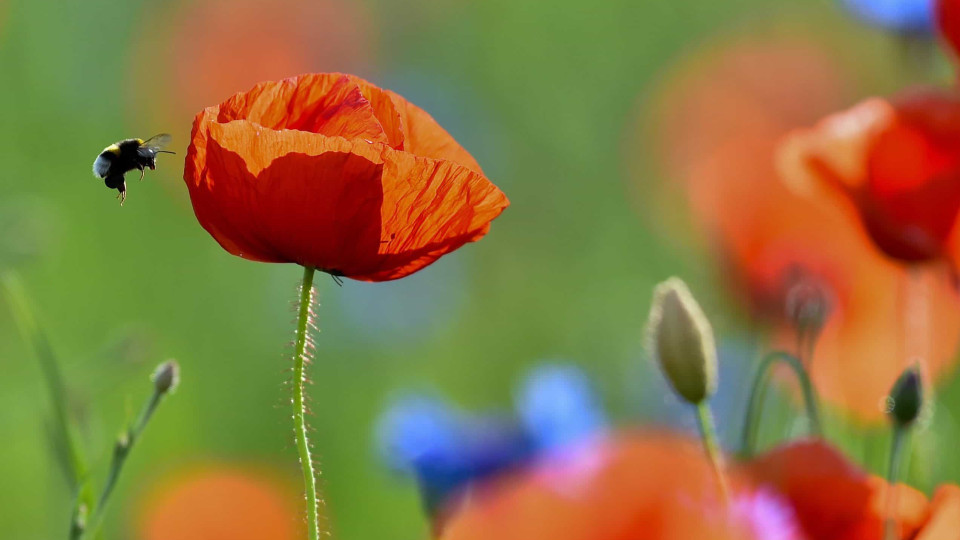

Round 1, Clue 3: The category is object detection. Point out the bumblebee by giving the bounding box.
[92,134,174,205]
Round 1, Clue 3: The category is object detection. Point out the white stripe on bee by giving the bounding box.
[92,154,111,178]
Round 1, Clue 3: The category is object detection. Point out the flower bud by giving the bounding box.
[646,278,718,405]
[887,365,923,427]
[152,360,180,395]
[785,278,829,340]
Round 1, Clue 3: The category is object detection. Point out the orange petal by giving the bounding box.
[186,116,507,280]
[138,468,302,540]
[777,97,894,201]
[386,88,484,173]
[917,485,960,540]
[442,432,762,540]
[744,440,929,539]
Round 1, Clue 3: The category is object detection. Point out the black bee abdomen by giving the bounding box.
[104,174,126,190]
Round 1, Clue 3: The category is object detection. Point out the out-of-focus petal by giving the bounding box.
[138,468,301,540]
[917,485,960,539]
[442,432,762,540]
[646,34,960,423]
[939,0,960,61]
[744,440,928,539]
[780,90,960,263]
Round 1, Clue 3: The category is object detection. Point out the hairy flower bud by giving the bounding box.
[887,365,923,427]
[646,278,718,405]
[152,360,180,395]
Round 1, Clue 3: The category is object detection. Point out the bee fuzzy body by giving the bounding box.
[92,134,172,205]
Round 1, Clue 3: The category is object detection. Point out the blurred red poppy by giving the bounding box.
[441,432,787,540]
[441,433,958,540]
[132,0,373,122]
[939,0,960,62]
[138,467,302,540]
[184,73,509,281]
[779,89,960,265]
[917,485,960,539]
[743,440,929,539]
[643,36,960,423]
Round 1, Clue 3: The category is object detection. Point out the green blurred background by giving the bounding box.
[2,0,960,538]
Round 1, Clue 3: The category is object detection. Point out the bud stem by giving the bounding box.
[695,402,730,504]
[740,351,822,458]
[884,425,909,540]
[293,266,321,540]
[80,374,169,540]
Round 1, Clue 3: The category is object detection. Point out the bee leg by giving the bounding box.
[118,183,127,206]
[138,166,145,182]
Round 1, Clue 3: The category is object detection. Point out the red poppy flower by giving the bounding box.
[939,0,960,62]
[917,485,960,539]
[183,73,509,281]
[138,467,303,540]
[441,432,790,540]
[779,89,960,265]
[743,440,929,540]
[440,433,958,540]
[132,0,373,122]
[642,36,960,423]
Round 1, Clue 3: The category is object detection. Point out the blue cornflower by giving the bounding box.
[515,363,608,452]
[376,395,533,513]
[375,364,608,517]
[841,0,936,34]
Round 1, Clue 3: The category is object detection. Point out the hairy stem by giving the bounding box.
[695,403,730,503]
[740,351,822,458]
[293,266,320,540]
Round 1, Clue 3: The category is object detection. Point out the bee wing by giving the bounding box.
[138,133,173,156]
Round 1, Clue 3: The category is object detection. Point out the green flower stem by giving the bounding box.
[695,403,730,503]
[884,426,909,540]
[740,351,822,458]
[82,386,166,540]
[293,266,320,540]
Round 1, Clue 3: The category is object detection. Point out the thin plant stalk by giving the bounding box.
[695,403,730,503]
[884,426,909,540]
[740,350,822,458]
[0,272,95,539]
[81,385,166,540]
[293,266,321,540]
[0,272,88,487]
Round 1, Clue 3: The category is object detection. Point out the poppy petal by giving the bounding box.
[744,440,928,539]
[186,117,507,280]
[184,73,508,280]
[386,88,484,173]
[917,485,960,540]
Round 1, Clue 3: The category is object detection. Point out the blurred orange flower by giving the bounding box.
[441,432,790,540]
[184,73,509,281]
[744,440,929,539]
[440,433,959,540]
[138,467,302,540]
[132,0,374,121]
[779,89,960,265]
[644,35,960,423]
